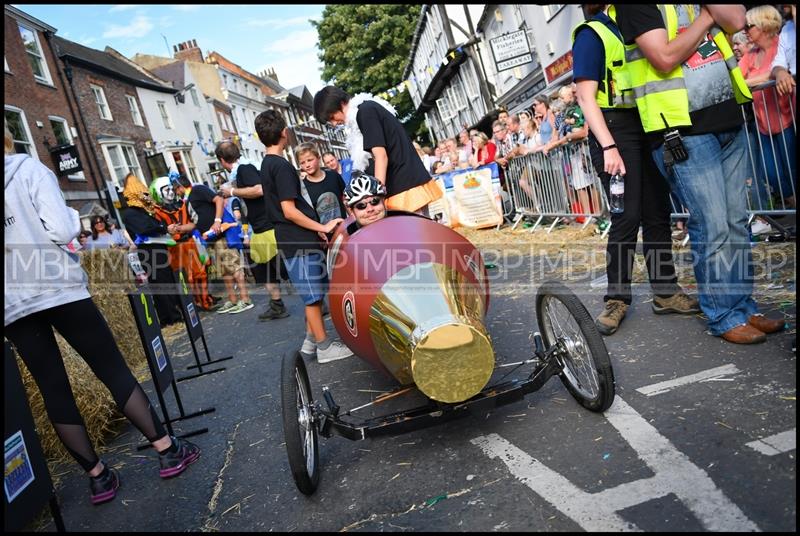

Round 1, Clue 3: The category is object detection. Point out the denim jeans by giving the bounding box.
[652,127,758,336]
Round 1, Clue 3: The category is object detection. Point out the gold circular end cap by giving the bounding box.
[411,323,494,403]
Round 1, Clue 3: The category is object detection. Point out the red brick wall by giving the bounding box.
[4,13,101,209]
[66,65,155,186]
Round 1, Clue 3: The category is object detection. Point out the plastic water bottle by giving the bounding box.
[609,173,625,214]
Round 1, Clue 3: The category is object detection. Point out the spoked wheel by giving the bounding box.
[535,280,615,412]
[280,351,320,495]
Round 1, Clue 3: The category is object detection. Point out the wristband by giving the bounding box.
[214,218,222,222]
[602,144,618,151]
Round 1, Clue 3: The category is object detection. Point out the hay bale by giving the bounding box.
[16,248,148,463]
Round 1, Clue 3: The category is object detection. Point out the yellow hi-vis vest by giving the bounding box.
[571,17,636,109]
[619,4,752,133]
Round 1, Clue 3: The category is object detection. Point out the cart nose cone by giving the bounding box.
[412,322,494,403]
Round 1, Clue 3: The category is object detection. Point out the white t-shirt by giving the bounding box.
[771,19,796,75]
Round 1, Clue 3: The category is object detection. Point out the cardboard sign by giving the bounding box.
[453,167,504,229]
[174,270,203,342]
[128,290,174,392]
[4,343,56,531]
[431,163,504,229]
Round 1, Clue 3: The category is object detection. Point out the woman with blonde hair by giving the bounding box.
[739,4,796,209]
[468,131,497,168]
[4,123,200,505]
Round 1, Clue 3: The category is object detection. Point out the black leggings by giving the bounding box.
[5,298,167,472]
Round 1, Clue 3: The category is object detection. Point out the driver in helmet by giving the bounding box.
[344,171,388,228]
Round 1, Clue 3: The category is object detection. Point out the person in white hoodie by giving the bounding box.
[4,122,200,505]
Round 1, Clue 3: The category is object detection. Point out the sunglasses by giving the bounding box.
[744,23,756,31]
[353,197,382,211]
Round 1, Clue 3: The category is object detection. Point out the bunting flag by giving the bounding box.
[374,46,465,101]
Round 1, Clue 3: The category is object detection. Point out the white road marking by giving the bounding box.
[471,396,760,532]
[635,364,740,396]
[745,428,796,456]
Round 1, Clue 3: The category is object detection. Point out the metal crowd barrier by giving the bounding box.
[741,80,796,217]
[503,81,795,238]
[505,139,609,233]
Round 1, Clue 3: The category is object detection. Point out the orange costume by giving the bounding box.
[153,202,215,310]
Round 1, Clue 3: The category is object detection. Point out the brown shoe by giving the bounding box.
[721,324,766,344]
[595,299,628,336]
[748,314,786,334]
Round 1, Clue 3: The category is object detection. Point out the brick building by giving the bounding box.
[4,5,107,221]
[51,35,170,193]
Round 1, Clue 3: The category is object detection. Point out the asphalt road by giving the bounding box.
[29,246,796,532]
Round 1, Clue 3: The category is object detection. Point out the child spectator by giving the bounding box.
[254,109,352,363]
[296,142,347,224]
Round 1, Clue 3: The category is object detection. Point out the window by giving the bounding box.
[18,23,52,84]
[49,116,85,180]
[190,87,200,107]
[207,123,215,142]
[4,56,10,73]
[4,107,37,158]
[126,95,143,126]
[101,143,143,188]
[90,84,112,120]
[193,121,203,141]
[157,101,172,129]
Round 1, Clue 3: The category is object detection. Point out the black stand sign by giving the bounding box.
[173,269,234,375]
[128,289,214,450]
[4,343,65,532]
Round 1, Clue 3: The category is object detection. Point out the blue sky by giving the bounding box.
[13,4,328,93]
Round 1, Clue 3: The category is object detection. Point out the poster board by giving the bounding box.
[128,289,175,392]
[430,163,504,229]
[4,343,56,531]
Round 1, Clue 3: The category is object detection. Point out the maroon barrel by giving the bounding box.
[327,214,493,403]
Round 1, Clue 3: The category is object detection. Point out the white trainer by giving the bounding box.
[316,340,353,364]
[300,337,317,356]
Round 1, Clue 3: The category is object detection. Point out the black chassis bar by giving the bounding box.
[314,354,563,441]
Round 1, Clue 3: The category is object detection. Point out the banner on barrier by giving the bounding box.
[430,163,504,229]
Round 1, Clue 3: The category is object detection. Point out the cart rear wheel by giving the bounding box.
[535,280,615,412]
[280,351,320,495]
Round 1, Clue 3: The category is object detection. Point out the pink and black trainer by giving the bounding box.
[158,436,201,478]
[89,464,120,505]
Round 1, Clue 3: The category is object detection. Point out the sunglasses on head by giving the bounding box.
[744,23,756,30]
[353,197,382,210]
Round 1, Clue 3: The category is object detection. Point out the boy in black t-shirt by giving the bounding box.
[313,86,442,216]
[253,110,353,363]
[216,141,289,321]
[296,142,347,225]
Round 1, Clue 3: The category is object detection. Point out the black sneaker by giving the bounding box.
[159,437,201,479]
[258,300,290,320]
[89,463,120,505]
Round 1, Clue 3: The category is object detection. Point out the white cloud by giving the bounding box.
[102,15,153,39]
[264,30,318,55]
[246,16,313,29]
[109,5,141,12]
[170,5,200,12]
[259,49,325,94]
[79,36,98,46]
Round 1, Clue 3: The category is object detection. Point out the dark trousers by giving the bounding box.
[137,245,183,325]
[588,109,679,304]
[6,298,167,471]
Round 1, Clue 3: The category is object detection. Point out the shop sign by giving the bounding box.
[545,50,573,84]
[49,144,82,176]
[490,30,533,72]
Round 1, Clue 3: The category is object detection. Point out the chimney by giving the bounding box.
[266,67,279,84]
[174,39,203,63]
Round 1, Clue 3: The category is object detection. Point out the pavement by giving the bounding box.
[25,230,796,532]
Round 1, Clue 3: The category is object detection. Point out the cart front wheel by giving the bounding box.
[535,280,615,412]
[280,351,320,494]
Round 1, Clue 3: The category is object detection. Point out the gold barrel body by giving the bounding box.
[369,262,494,403]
